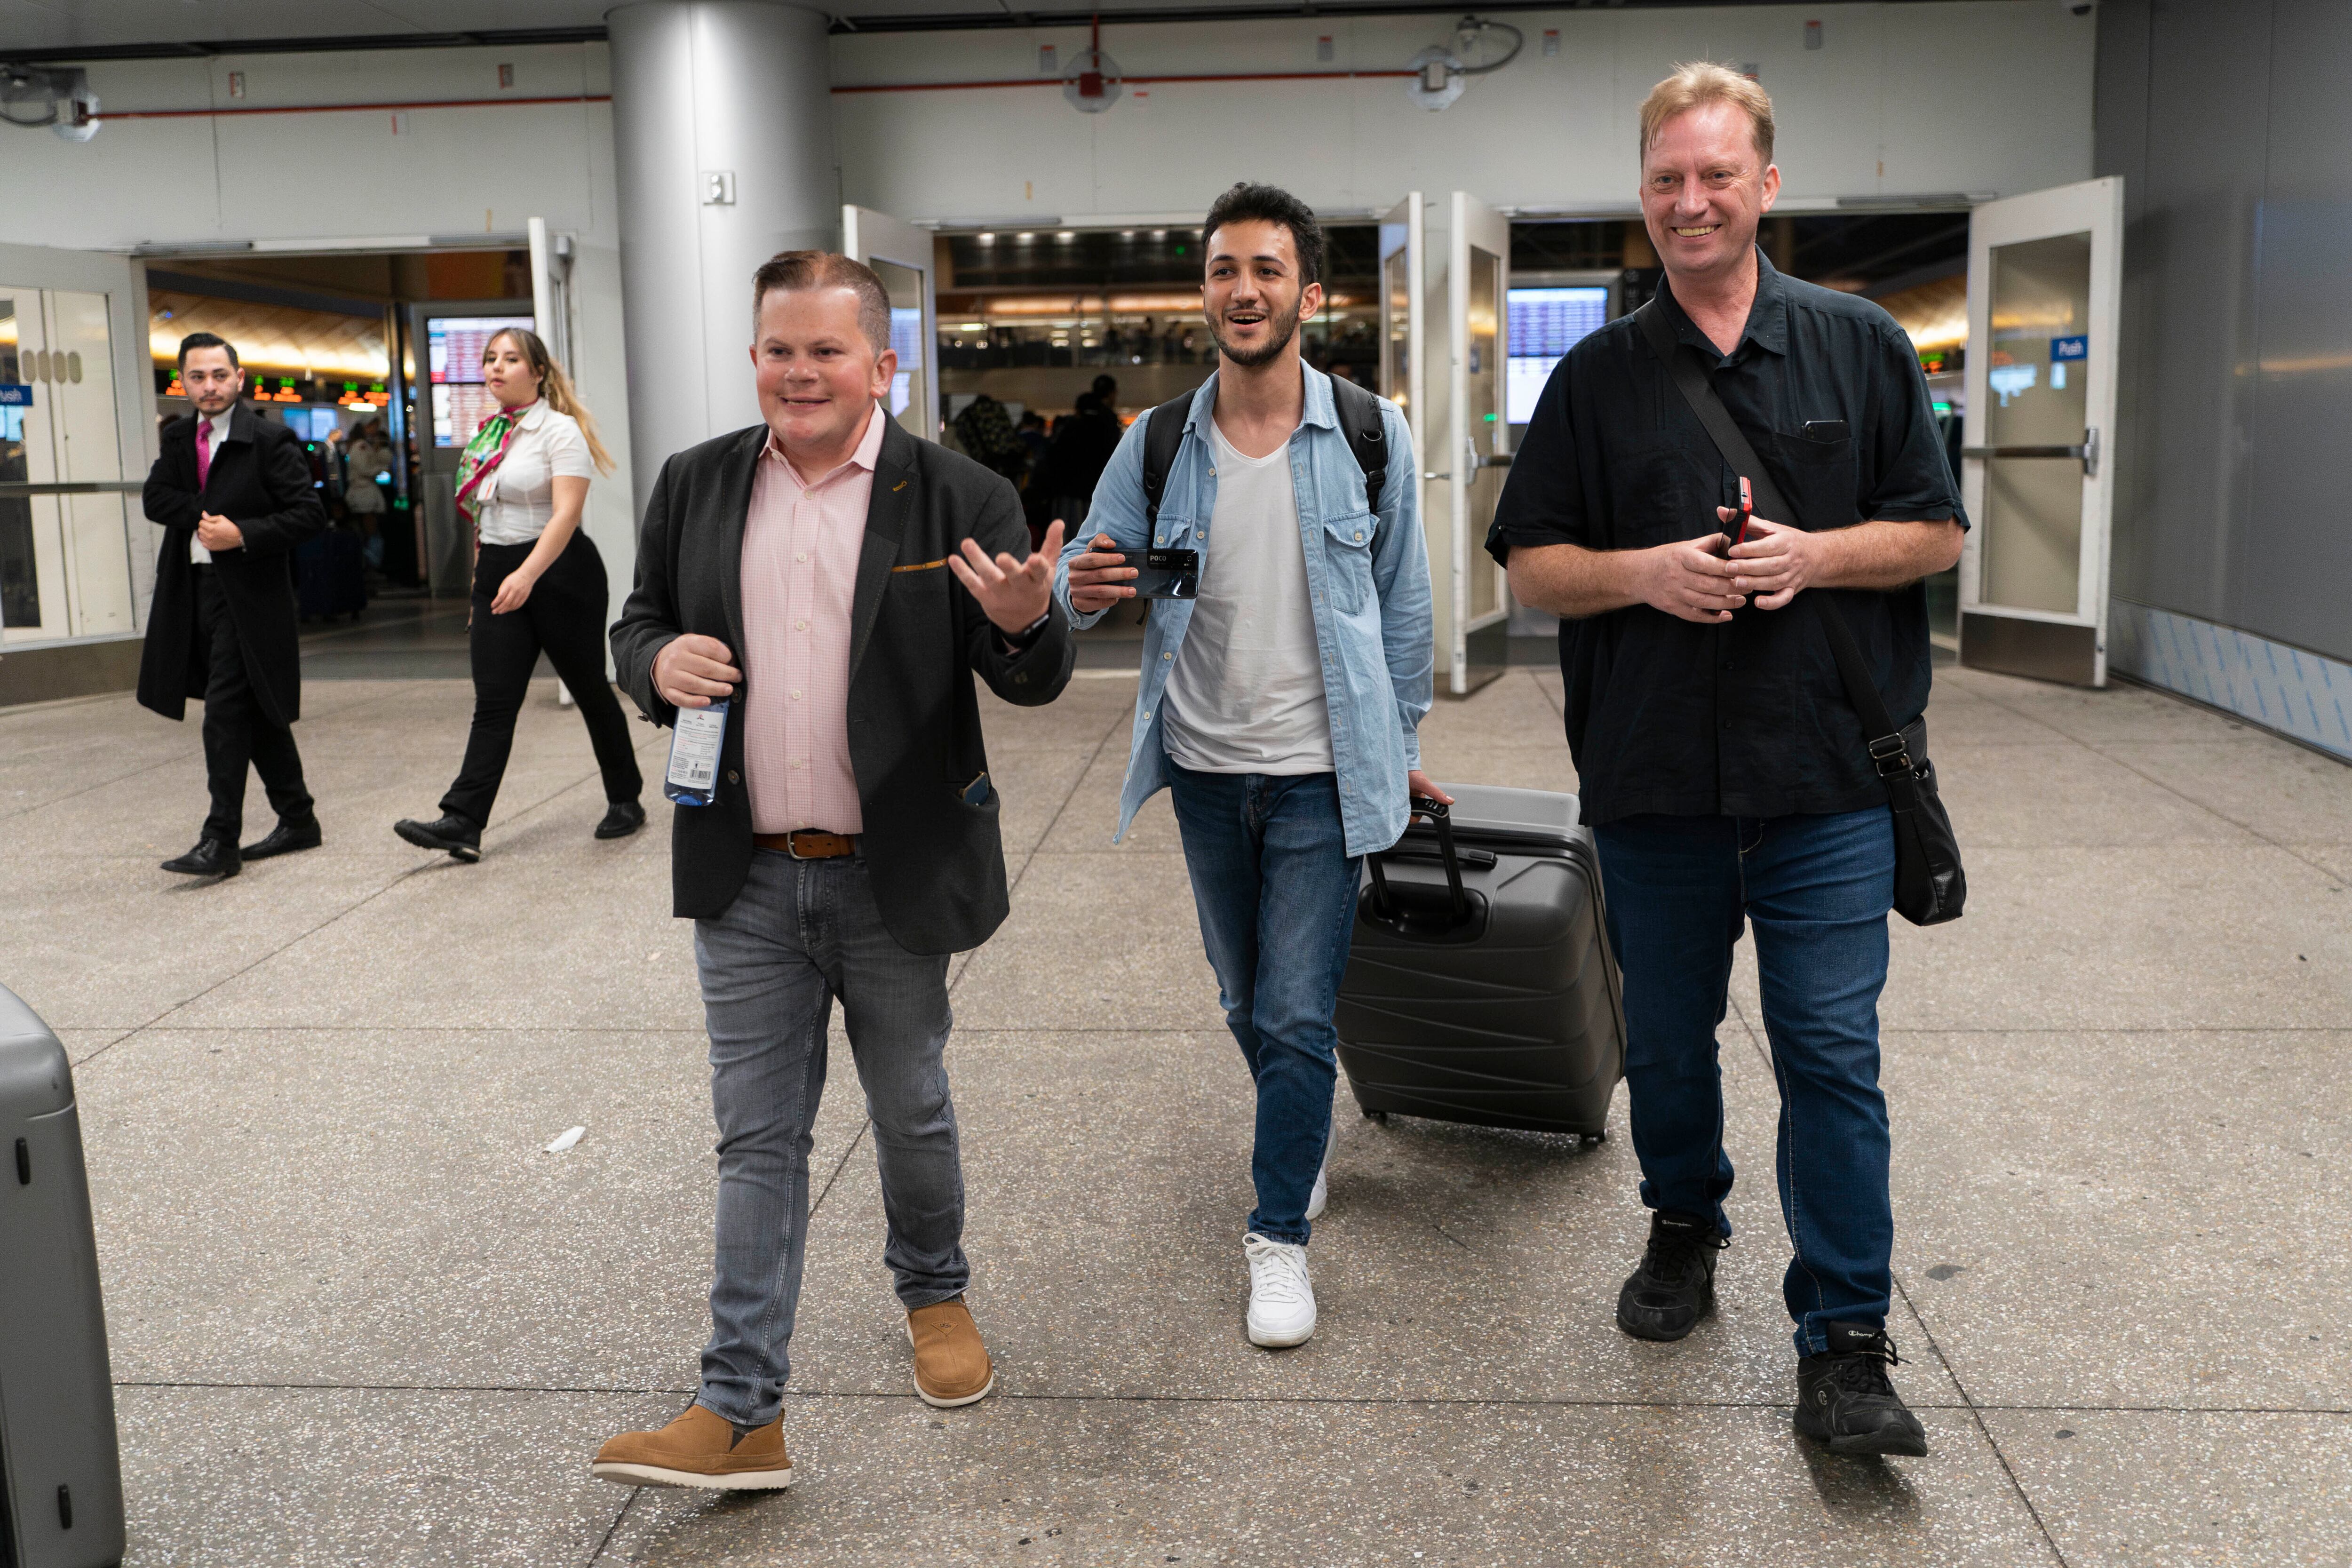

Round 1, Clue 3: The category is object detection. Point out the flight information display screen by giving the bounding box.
[427,315,536,447]
[1506,287,1610,424]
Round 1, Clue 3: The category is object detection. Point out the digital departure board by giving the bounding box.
[1506,287,1610,424]
[426,315,535,446]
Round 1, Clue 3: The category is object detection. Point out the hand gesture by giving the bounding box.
[1407,770,1454,817]
[1636,533,1744,623]
[1066,532,1137,613]
[949,518,1065,634]
[195,512,244,552]
[489,568,538,616]
[1723,511,1816,611]
[652,633,742,710]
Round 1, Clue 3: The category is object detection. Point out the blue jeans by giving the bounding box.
[690,850,968,1427]
[1165,763,1363,1245]
[1592,807,1897,1358]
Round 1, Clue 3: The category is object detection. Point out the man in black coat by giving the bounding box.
[139,333,326,878]
[592,253,1073,1493]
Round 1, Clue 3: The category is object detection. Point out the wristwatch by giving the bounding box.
[999,610,1051,653]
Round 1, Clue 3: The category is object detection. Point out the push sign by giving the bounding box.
[0,384,32,406]
[2050,335,2088,363]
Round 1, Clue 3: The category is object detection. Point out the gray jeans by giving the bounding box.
[691,849,968,1427]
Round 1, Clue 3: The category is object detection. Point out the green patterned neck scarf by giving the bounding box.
[454,400,537,523]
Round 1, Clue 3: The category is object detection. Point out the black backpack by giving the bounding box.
[1138,373,1391,530]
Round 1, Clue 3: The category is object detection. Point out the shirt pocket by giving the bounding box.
[1757,428,1860,532]
[1319,510,1377,617]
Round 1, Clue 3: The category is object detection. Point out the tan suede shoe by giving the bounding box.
[590,1403,795,1490]
[906,1296,996,1408]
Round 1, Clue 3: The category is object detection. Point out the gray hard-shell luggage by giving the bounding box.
[0,985,126,1568]
[1335,784,1625,1137]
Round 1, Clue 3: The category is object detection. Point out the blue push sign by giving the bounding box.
[0,383,32,406]
[2050,335,2088,363]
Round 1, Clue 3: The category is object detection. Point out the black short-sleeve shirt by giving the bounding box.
[1486,252,1966,824]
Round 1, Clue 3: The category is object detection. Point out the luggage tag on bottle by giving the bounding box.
[665,699,729,806]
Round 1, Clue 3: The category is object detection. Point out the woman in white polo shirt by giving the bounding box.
[393,327,644,860]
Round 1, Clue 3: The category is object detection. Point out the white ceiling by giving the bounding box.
[0,0,1470,56]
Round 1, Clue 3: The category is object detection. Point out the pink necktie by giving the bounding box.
[196,420,213,490]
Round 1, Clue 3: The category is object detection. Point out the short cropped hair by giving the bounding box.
[176,331,240,370]
[751,251,892,355]
[1201,182,1326,288]
[1639,61,1775,168]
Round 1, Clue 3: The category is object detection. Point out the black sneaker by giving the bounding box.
[393,812,482,862]
[1614,1209,1726,1341]
[1794,1321,1931,1457]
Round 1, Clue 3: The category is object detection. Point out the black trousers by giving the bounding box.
[195,566,313,843]
[439,533,643,828]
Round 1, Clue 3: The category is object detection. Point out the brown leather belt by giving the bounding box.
[753,829,857,859]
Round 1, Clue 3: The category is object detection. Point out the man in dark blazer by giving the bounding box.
[592,253,1073,1494]
[139,333,326,878]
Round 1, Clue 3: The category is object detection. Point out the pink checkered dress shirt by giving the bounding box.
[739,403,885,836]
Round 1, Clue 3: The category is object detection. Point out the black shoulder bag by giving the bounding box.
[1633,300,1965,926]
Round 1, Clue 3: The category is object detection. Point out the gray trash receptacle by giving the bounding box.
[0,984,125,1568]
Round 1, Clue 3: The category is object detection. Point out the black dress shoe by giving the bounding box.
[242,816,323,861]
[393,812,481,862]
[161,837,240,878]
[1795,1322,1931,1457]
[594,800,647,840]
[1615,1209,1727,1342]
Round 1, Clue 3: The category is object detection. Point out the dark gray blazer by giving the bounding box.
[611,414,1075,952]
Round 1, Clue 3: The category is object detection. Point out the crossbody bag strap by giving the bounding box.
[1631,299,1909,763]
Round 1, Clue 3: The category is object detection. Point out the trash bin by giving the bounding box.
[0,984,125,1568]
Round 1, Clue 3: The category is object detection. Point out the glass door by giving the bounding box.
[1959,177,2123,686]
[1377,193,1424,467]
[45,288,135,639]
[0,289,70,645]
[1446,191,1511,695]
[842,207,938,443]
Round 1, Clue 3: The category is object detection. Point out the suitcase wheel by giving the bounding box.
[1580,1130,1608,1146]
[1361,1108,1388,1123]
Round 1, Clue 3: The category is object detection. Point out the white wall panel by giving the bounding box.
[832,3,2094,223]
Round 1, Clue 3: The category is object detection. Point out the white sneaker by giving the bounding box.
[1305,1157,1328,1221]
[1244,1232,1317,1347]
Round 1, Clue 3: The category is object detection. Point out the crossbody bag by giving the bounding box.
[1633,299,1966,926]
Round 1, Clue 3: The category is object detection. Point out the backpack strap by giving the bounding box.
[1141,375,1389,528]
[1139,393,1193,531]
[1327,373,1390,516]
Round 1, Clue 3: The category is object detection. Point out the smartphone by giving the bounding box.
[1729,476,1754,549]
[961,771,993,807]
[1802,419,1850,441]
[1127,548,1200,601]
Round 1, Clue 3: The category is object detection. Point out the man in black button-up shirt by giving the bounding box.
[1489,64,1964,1459]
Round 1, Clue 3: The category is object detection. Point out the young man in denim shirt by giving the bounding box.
[1056,183,1439,1348]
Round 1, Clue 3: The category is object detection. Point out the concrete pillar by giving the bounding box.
[607,1,838,520]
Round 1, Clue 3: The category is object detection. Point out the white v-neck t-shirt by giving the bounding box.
[1161,415,1335,775]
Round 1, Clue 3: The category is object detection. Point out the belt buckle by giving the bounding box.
[785,831,818,860]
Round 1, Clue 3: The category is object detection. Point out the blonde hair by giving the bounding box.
[484,327,616,476]
[1639,61,1775,168]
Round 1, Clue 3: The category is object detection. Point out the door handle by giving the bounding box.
[1962,427,2099,477]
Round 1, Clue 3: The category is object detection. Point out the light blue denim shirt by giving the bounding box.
[1052,364,1434,858]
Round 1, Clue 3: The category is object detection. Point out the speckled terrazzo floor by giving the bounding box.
[5,657,2348,1567]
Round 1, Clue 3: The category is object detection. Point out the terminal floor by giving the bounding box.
[4,663,2349,1566]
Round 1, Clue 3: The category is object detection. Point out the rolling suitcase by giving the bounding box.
[295,526,368,622]
[1335,784,1625,1137]
[0,985,126,1568]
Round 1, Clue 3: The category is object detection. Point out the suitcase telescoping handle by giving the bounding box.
[1367,795,1469,920]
